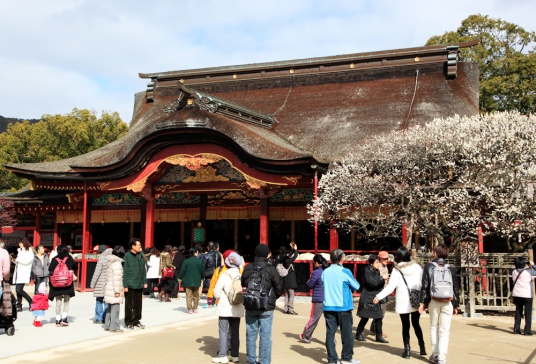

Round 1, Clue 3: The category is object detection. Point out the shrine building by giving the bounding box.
[3,41,479,290]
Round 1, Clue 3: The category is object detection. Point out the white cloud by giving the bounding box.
[0,0,534,122]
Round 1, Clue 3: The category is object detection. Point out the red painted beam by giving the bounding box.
[259,196,268,245]
[145,199,155,248]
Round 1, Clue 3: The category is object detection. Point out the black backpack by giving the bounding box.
[243,265,271,310]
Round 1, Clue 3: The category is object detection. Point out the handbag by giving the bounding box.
[161,267,174,280]
[510,269,526,304]
[398,269,420,309]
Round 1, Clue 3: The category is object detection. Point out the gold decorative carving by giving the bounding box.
[126,177,148,193]
[282,176,299,184]
[223,191,246,200]
[208,200,224,206]
[245,199,260,205]
[244,175,266,189]
[98,182,111,190]
[154,184,180,193]
[183,166,230,183]
[164,154,222,171]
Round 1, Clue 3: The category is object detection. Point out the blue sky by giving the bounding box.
[1,0,534,123]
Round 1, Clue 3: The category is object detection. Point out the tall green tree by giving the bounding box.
[0,109,128,190]
[426,14,536,114]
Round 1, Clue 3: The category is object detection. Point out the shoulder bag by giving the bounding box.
[398,268,420,309]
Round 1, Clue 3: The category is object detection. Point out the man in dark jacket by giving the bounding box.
[179,248,205,314]
[241,244,282,364]
[419,244,460,364]
[123,238,147,329]
[202,241,221,291]
[171,245,186,298]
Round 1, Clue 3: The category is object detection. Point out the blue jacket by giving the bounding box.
[307,266,324,303]
[322,264,360,312]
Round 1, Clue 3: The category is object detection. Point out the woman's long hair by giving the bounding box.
[313,254,329,270]
[19,237,32,251]
[149,247,160,257]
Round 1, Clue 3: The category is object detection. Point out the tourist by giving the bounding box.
[89,245,111,324]
[123,238,147,329]
[300,254,329,343]
[511,256,536,335]
[322,248,361,364]
[172,245,186,299]
[49,244,76,327]
[31,245,50,294]
[419,243,460,364]
[206,250,235,308]
[146,247,161,299]
[104,245,126,333]
[241,244,283,364]
[196,243,206,298]
[203,241,222,306]
[0,235,9,284]
[370,250,389,338]
[13,238,34,312]
[170,246,179,298]
[30,282,49,327]
[374,246,426,358]
[277,241,299,314]
[179,247,205,314]
[355,254,389,344]
[212,252,244,363]
[158,244,175,302]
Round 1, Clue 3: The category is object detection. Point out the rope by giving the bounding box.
[401,69,419,130]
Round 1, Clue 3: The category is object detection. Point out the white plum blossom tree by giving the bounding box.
[310,112,536,251]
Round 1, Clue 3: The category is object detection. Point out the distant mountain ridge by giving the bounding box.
[0,115,40,133]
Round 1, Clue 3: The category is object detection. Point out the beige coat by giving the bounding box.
[103,255,124,305]
[214,267,245,318]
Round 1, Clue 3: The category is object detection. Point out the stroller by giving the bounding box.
[0,281,17,336]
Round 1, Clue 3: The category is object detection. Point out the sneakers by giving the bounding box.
[429,355,439,363]
[227,356,239,363]
[188,310,194,314]
[340,359,360,364]
[33,321,42,327]
[60,318,69,327]
[203,304,210,308]
[55,320,61,327]
[299,333,311,343]
[193,309,198,314]
[437,360,449,364]
[135,323,145,329]
[110,329,124,333]
[212,357,229,363]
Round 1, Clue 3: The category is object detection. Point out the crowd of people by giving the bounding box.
[1,234,535,364]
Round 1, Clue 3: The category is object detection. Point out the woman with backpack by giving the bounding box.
[355,254,389,344]
[103,245,126,333]
[48,244,76,327]
[157,245,175,302]
[277,242,299,315]
[299,254,329,343]
[511,256,536,336]
[373,246,426,358]
[212,252,244,363]
[13,238,34,312]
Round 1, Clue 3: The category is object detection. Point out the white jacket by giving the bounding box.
[13,248,34,284]
[104,255,124,304]
[146,254,161,279]
[375,260,422,314]
[214,267,245,318]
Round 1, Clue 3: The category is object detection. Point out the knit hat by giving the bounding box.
[222,249,234,260]
[255,244,271,258]
[378,251,389,259]
[98,244,107,253]
[225,252,243,268]
[38,282,47,294]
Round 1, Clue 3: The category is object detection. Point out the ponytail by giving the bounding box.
[313,254,329,270]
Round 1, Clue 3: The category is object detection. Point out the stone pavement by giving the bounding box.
[2,289,536,364]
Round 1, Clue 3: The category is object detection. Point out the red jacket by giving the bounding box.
[31,293,49,311]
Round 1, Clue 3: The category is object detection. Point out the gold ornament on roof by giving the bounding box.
[164,154,222,170]
[126,177,149,193]
[183,166,230,183]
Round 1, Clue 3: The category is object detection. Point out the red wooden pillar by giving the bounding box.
[259,189,268,245]
[314,171,318,254]
[402,223,408,246]
[478,224,484,254]
[80,183,91,292]
[33,214,41,247]
[329,220,338,251]
[145,198,155,248]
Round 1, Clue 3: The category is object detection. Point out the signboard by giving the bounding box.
[41,233,54,247]
[74,234,83,247]
[460,240,480,267]
[2,230,26,247]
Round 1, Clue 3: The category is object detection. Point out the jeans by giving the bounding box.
[95,296,108,322]
[246,309,274,364]
[324,310,354,363]
[284,288,295,313]
[513,297,533,334]
[428,300,453,361]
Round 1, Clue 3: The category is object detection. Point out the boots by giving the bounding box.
[16,303,23,312]
[375,335,389,343]
[355,333,366,341]
[165,294,171,302]
[158,290,165,302]
[418,341,427,355]
[402,344,411,359]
